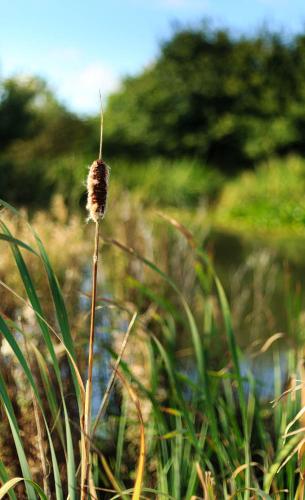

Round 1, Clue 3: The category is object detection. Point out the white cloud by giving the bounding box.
[56,62,120,114]
[2,48,121,114]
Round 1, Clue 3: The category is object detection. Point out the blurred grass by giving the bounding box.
[43,156,224,211]
[111,158,224,207]
[214,155,305,237]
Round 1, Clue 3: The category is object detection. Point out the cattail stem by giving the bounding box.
[87,220,100,420]
[81,220,100,499]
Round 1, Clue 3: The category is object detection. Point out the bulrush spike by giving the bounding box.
[86,93,109,222]
[86,159,110,222]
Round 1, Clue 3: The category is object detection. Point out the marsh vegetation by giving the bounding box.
[2,22,305,499]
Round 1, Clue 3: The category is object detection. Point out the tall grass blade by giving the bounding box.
[34,233,81,405]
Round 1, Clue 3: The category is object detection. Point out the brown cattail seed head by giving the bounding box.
[86,159,110,222]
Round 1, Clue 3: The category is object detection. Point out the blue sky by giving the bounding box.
[1,0,305,114]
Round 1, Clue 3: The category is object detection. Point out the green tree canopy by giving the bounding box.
[104,25,305,171]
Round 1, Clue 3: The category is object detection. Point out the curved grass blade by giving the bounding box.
[0,234,38,255]
[34,233,81,406]
[0,477,47,500]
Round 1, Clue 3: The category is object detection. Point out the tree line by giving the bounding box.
[104,24,305,171]
[1,23,305,206]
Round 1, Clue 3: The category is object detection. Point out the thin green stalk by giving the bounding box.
[81,220,99,500]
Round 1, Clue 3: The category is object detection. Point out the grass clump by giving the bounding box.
[0,199,305,498]
[0,113,304,497]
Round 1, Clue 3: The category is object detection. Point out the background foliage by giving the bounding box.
[104,26,305,169]
[2,23,305,212]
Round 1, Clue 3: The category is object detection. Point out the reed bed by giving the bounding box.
[0,169,304,497]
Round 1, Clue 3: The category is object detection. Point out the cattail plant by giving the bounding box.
[81,104,110,499]
[86,159,109,223]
